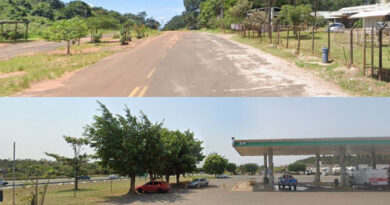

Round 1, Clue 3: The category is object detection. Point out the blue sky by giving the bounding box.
[63,0,185,24]
[1,98,390,166]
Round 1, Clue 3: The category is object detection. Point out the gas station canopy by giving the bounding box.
[233,137,390,156]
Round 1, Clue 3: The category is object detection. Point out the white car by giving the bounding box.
[328,23,345,33]
[216,174,228,178]
[108,174,120,180]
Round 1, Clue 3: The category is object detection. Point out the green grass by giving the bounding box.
[1,176,208,205]
[0,43,117,96]
[0,31,162,96]
[208,28,390,97]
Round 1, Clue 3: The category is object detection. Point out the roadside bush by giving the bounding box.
[315,17,328,27]
[92,33,102,43]
[288,163,306,172]
[3,31,25,40]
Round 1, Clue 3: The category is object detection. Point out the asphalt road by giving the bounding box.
[0,41,65,60]
[15,31,347,97]
[0,34,114,61]
[103,175,390,205]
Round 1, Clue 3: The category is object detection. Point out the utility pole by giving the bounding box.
[12,142,15,205]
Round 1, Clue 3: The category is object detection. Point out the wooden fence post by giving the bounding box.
[350,26,355,67]
[312,26,315,54]
[371,26,375,77]
[328,26,331,57]
[25,22,29,41]
[0,24,3,42]
[286,26,290,48]
[363,28,367,76]
[297,26,301,54]
[378,25,387,81]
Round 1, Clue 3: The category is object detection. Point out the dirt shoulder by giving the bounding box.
[216,33,349,97]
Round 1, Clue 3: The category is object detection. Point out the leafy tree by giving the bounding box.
[45,136,89,191]
[243,10,267,27]
[229,0,252,22]
[84,102,165,194]
[203,153,228,176]
[288,162,306,172]
[62,0,92,19]
[145,18,161,30]
[160,129,204,183]
[164,15,187,30]
[32,2,54,20]
[86,16,120,42]
[226,162,237,174]
[277,4,313,27]
[243,163,258,175]
[43,17,88,54]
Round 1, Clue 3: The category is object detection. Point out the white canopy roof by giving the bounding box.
[349,9,390,19]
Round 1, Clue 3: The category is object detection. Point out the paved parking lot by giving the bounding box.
[102,175,390,205]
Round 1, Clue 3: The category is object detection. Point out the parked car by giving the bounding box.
[136,181,171,193]
[328,23,345,33]
[278,174,298,191]
[108,174,120,180]
[0,179,8,186]
[216,174,228,178]
[187,178,209,188]
[77,175,91,180]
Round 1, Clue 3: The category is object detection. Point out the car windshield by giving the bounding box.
[192,179,200,182]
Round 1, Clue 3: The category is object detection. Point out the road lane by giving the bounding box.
[15,32,347,97]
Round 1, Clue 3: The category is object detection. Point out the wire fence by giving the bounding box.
[231,24,390,82]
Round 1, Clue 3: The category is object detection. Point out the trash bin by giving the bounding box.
[322,47,329,63]
[334,179,339,187]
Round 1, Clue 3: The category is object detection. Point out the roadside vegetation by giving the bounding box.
[164,0,376,31]
[0,0,161,42]
[1,176,202,205]
[163,0,390,96]
[0,103,243,204]
[0,0,162,96]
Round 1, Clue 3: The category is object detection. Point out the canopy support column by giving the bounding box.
[263,153,268,185]
[340,146,347,187]
[371,152,377,169]
[314,151,321,184]
[268,148,274,188]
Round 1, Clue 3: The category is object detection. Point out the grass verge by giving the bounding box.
[1,176,207,205]
[0,31,161,96]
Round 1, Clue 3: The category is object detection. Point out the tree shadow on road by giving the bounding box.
[103,188,196,204]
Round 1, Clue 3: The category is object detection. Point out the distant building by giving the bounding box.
[312,0,390,28]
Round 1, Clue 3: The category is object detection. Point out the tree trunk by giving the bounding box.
[67,41,70,55]
[165,174,170,183]
[75,168,78,190]
[176,173,180,184]
[149,172,154,181]
[128,174,136,195]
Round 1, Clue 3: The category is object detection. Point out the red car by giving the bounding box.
[136,181,171,193]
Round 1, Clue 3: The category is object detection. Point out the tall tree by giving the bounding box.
[226,162,237,174]
[203,153,228,176]
[43,17,88,54]
[84,102,165,194]
[45,136,89,191]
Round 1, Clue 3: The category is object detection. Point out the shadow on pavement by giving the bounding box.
[103,188,196,204]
